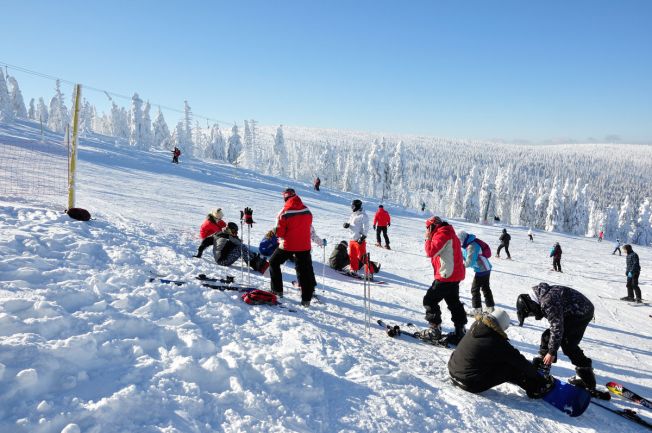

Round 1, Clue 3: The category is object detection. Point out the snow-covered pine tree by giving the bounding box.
[389,141,406,204]
[237,120,255,168]
[227,124,242,164]
[617,195,635,242]
[129,93,144,148]
[0,69,14,122]
[110,102,129,140]
[560,178,573,232]
[182,100,194,156]
[462,166,480,222]
[534,179,551,229]
[28,98,36,120]
[630,198,652,245]
[449,176,464,218]
[7,76,27,118]
[367,139,385,199]
[319,142,337,188]
[192,121,206,157]
[479,168,495,223]
[545,178,563,232]
[48,80,68,133]
[206,123,225,160]
[342,152,355,193]
[152,108,171,149]
[80,100,93,134]
[271,124,288,176]
[570,182,589,236]
[494,167,512,225]
[36,97,48,125]
[141,102,153,149]
[604,204,619,240]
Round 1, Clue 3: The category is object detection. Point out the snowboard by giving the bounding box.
[541,378,591,417]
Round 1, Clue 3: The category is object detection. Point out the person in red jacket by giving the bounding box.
[422,216,467,344]
[269,188,318,307]
[171,147,181,163]
[193,208,226,258]
[373,204,391,249]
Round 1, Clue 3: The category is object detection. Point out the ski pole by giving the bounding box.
[366,252,371,335]
[240,217,244,282]
[321,245,326,290]
[247,223,251,286]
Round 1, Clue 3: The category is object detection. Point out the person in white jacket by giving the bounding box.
[343,199,369,276]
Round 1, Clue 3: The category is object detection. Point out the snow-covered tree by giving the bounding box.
[227,124,242,164]
[448,176,464,218]
[389,141,405,202]
[152,108,171,149]
[36,97,48,124]
[7,76,27,118]
[534,179,551,229]
[618,195,635,242]
[604,205,619,240]
[545,178,563,232]
[48,80,68,133]
[462,166,480,222]
[110,102,129,140]
[237,120,255,167]
[479,169,495,223]
[129,93,144,148]
[271,124,288,176]
[206,123,225,160]
[141,102,153,149]
[0,69,14,122]
[630,198,652,245]
[517,187,537,228]
[367,139,385,198]
[494,167,512,225]
[28,98,36,120]
[570,182,589,235]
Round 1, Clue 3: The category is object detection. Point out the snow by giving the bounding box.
[0,122,651,432]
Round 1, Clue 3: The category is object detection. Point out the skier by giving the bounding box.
[269,188,319,307]
[258,229,279,258]
[448,309,555,397]
[528,228,534,242]
[193,208,227,258]
[421,201,426,212]
[211,222,269,274]
[314,176,321,191]
[171,147,181,164]
[598,231,604,242]
[496,228,511,259]
[516,283,597,391]
[373,204,391,249]
[343,199,370,276]
[612,239,622,256]
[458,231,494,315]
[621,244,642,302]
[550,242,562,272]
[422,216,467,344]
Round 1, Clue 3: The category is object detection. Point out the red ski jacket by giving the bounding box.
[373,208,391,227]
[276,195,313,252]
[425,222,465,282]
[200,219,226,239]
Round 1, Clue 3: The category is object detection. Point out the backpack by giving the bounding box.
[474,238,492,258]
[329,241,350,270]
[241,289,278,305]
[66,208,91,221]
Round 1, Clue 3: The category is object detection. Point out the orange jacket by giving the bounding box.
[373,208,391,227]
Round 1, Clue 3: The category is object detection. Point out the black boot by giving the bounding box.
[568,364,596,390]
[532,356,551,377]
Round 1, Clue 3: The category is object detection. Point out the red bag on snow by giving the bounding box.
[242,289,278,305]
[474,238,492,258]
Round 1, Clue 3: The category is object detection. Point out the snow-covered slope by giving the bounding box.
[0,125,650,433]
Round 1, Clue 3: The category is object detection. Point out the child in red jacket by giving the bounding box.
[193,209,226,258]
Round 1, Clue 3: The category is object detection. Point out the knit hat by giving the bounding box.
[378,204,384,208]
[211,208,224,219]
[282,188,296,201]
[227,222,239,233]
[457,230,468,244]
[489,308,511,331]
[426,216,443,228]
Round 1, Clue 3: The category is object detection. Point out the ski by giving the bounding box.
[149,278,185,286]
[337,271,386,284]
[606,381,652,409]
[377,319,451,348]
[197,274,236,284]
[290,281,325,304]
[590,400,652,430]
[201,283,256,292]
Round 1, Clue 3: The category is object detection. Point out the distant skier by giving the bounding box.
[193,208,226,258]
[313,176,321,191]
[458,231,494,315]
[211,222,269,274]
[448,309,554,398]
[343,199,370,276]
[598,231,604,242]
[258,229,279,258]
[171,147,181,164]
[527,228,534,242]
[621,244,642,303]
[422,216,467,344]
[269,188,319,307]
[516,283,597,392]
[612,239,622,256]
[550,242,562,272]
[373,204,391,249]
[496,228,511,259]
[421,201,426,212]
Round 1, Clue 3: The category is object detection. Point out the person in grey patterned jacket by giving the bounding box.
[622,244,642,302]
[517,283,596,390]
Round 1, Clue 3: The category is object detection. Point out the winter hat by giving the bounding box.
[489,308,511,331]
[502,228,507,233]
[426,216,443,229]
[212,208,224,219]
[282,188,296,201]
[227,222,239,233]
[378,204,384,208]
[457,230,468,244]
[351,199,363,212]
[623,244,632,253]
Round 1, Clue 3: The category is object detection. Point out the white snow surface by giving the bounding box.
[0,124,651,433]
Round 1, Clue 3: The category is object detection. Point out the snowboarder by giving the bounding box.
[343,199,370,276]
[314,176,321,191]
[193,208,227,258]
[550,242,562,272]
[621,244,642,302]
[496,228,511,259]
[171,147,181,164]
[598,231,604,242]
[516,283,597,391]
[269,188,318,307]
[211,222,269,274]
[448,309,555,397]
[422,216,467,344]
[373,204,391,249]
[458,231,494,315]
[612,239,622,256]
[528,228,534,242]
[259,229,279,258]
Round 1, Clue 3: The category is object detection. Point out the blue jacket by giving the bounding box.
[259,236,279,257]
[461,234,492,276]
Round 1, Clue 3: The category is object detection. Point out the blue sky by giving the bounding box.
[1,0,651,143]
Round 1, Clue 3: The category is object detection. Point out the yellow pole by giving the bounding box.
[68,84,82,209]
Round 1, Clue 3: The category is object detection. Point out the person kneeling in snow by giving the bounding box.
[193,208,226,258]
[212,222,269,274]
[448,308,554,398]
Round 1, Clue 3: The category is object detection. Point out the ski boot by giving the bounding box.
[300,300,311,308]
[620,296,635,302]
[484,306,495,313]
[420,324,442,341]
[568,365,596,390]
[532,356,552,377]
[375,242,382,247]
[470,308,482,317]
[384,245,391,250]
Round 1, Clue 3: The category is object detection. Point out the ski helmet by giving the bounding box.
[282,188,296,201]
[516,294,543,326]
[351,199,362,212]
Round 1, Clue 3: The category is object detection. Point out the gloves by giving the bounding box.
[343,223,350,229]
[627,271,633,278]
[373,225,376,230]
[388,223,390,227]
[322,239,327,247]
[242,207,255,225]
[358,235,366,244]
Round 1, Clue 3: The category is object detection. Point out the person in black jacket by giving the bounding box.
[622,244,642,302]
[550,242,562,272]
[448,308,554,397]
[516,283,596,391]
[496,229,511,259]
[212,222,269,274]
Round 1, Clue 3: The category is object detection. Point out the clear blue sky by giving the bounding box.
[1,0,651,143]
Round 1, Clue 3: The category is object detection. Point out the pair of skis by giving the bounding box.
[377,319,453,348]
[149,273,256,292]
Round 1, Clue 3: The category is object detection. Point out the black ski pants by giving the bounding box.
[538,310,593,368]
[450,362,547,395]
[496,243,511,258]
[269,248,316,302]
[552,257,562,272]
[470,273,494,309]
[196,236,215,257]
[423,280,467,327]
[627,271,642,300]
[613,247,621,255]
[375,226,390,246]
